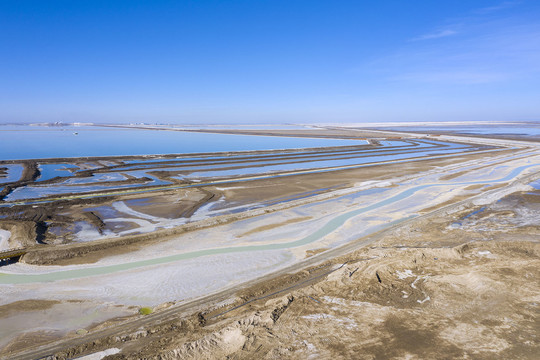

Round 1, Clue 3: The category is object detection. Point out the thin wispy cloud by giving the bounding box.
[411,29,458,41]
[365,1,540,87]
[385,24,540,85]
[475,0,521,14]
[391,70,508,85]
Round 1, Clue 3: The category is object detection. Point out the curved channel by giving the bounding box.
[0,162,538,284]
[2,146,507,206]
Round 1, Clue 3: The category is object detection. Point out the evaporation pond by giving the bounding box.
[530,180,540,190]
[38,164,79,181]
[0,164,24,183]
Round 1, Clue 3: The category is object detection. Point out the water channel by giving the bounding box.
[1,162,538,284]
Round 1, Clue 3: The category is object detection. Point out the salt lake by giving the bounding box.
[0,125,365,160]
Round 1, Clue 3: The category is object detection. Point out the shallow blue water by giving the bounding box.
[2,137,469,201]
[5,182,148,201]
[63,173,127,184]
[2,161,539,284]
[451,206,487,227]
[0,125,365,160]
[0,164,24,183]
[5,170,173,201]
[123,170,172,185]
[38,164,79,181]
[115,140,419,172]
[2,146,502,203]
[86,205,122,218]
[185,145,477,179]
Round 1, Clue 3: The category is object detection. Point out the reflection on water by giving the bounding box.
[0,164,24,183]
[38,164,79,181]
[0,125,366,160]
[1,139,490,202]
[1,162,540,284]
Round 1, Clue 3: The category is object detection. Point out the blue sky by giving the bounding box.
[1,0,539,124]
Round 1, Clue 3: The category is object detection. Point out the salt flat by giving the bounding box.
[1,126,539,359]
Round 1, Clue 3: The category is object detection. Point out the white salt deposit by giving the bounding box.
[396,269,414,279]
[0,229,11,251]
[74,348,121,360]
